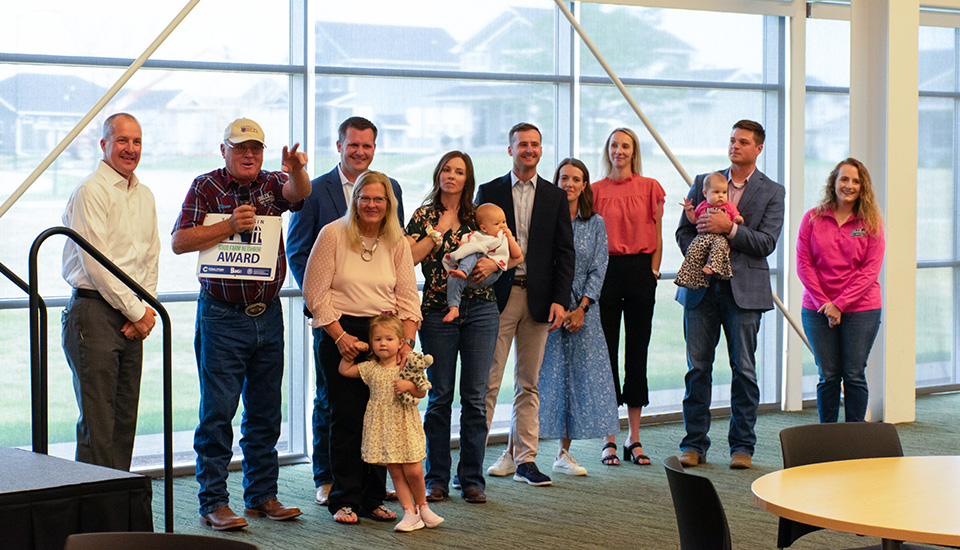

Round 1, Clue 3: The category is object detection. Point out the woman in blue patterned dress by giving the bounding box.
[538,158,621,476]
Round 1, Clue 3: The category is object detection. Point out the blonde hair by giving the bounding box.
[475,203,504,231]
[343,171,404,252]
[813,158,883,236]
[369,312,405,341]
[602,127,642,177]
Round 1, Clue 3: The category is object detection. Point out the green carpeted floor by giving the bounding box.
[151,391,960,549]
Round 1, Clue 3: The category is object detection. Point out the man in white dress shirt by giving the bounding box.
[61,112,160,470]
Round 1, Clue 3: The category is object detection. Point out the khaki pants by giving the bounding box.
[485,287,550,464]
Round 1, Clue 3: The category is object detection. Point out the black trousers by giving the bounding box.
[317,314,388,514]
[599,253,657,408]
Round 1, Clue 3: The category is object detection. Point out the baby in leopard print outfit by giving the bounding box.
[675,172,743,289]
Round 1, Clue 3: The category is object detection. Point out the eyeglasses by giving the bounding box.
[226,142,265,154]
[358,196,387,206]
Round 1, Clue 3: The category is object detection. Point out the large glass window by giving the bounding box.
[8,0,884,464]
[800,17,960,391]
[0,1,290,64]
[917,25,960,388]
[803,17,851,394]
[0,3,306,470]
[579,4,784,413]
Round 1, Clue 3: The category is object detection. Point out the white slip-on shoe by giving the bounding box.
[487,450,517,476]
[552,449,587,476]
[418,504,444,528]
[394,510,424,532]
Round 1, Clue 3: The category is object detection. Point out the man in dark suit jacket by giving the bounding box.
[675,120,785,470]
[285,116,403,506]
[476,122,575,487]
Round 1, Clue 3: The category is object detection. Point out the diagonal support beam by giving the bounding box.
[554,0,692,187]
[0,0,202,221]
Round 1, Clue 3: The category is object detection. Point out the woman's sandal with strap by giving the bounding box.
[362,504,396,522]
[601,442,620,465]
[623,441,651,465]
[334,507,359,524]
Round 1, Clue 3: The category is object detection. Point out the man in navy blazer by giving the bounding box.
[285,116,403,506]
[675,120,784,470]
[476,122,574,487]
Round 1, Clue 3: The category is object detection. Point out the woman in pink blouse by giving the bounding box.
[796,158,884,423]
[592,128,665,465]
[303,171,422,524]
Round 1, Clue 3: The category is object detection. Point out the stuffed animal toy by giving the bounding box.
[397,352,433,406]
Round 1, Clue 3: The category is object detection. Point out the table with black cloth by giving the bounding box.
[0,446,153,550]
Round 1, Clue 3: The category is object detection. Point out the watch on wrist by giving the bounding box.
[580,302,590,313]
[405,338,416,348]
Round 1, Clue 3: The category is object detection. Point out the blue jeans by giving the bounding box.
[802,307,882,423]
[446,252,500,309]
[420,297,499,493]
[194,293,283,514]
[311,326,332,487]
[680,279,762,458]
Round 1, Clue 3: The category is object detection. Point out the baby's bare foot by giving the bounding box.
[443,307,460,322]
[449,270,467,279]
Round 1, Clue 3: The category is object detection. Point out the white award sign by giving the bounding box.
[196,214,282,281]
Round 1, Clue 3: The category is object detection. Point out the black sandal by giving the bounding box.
[601,442,620,465]
[361,504,396,522]
[623,441,651,465]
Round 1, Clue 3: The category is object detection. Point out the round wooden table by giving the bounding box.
[752,455,960,549]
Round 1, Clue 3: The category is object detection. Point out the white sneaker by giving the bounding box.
[552,449,587,476]
[487,450,517,476]
[315,483,332,505]
[394,510,424,532]
[418,504,444,528]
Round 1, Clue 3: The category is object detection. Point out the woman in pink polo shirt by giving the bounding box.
[796,158,885,423]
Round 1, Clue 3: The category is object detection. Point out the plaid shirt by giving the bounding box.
[173,167,303,305]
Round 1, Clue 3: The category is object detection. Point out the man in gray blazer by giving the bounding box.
[675,120,784,470]
[285,116,403,506]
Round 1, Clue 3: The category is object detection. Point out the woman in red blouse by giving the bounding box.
[592,127,665,466]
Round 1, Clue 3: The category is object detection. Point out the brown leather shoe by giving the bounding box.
[730,453,752,470]
[461,487,486,503]
[679,450,705,468]
[425,484,446,502]
[200,506,248,531]
[244,498,302,521]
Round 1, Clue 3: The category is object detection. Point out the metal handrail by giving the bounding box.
[1,261,50,457]
[28,226,174,533]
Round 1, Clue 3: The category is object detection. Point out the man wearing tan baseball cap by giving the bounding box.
[172,117,311,530]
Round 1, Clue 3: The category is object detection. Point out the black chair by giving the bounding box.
[778,422,906,549]
[663,455,732,550]
[63,532,259,550]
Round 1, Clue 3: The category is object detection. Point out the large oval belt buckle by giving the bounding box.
[245,303,266,317]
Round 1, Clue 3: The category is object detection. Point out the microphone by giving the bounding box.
[238,185,252,242]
